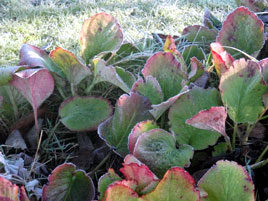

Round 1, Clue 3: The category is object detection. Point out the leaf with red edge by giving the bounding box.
[59,96,113,131]
[217,7,265,58]
[50,47,91,86]
[0,177,30,201]
[120,154,159,195]
[163,35,177,53]
[128,120,159,154]
[80,12,123,65]
[42,163,95,201]
[219,58,267,123]
[182,25,217,44]
[102,182,141,201]
[210,42,234,77]
[235,0,267,12]
[133,128,194,177]
[131,76,164,105]
[142,167,200,201]
[98,169,122,200]
[11,68,54,132]
[198,160,255,201]
[19,44,63,77]
[186,106,228,138]
[98,93,153,157]
[142,52,186,100]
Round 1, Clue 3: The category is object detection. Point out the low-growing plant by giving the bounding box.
[1,2,268,200]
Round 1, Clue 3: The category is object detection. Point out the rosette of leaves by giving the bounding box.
[132,51,188,120]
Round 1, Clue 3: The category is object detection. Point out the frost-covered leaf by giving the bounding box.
[98,93,153,157]
[142,167,200,201]
[133,128,194,177]
[120,154,159,194]
[198,160,254,201]
[169,87,222,150]
[219,58,267,123]
[11,68,54,132]
[59,96,112,131]
[0,177,30,201]
[94,59,135,93]
[50,47,91,86]
[210,42,234,77]
[235,0,267,12]
[98,169,122,200]
[217,7,265,58]
[131,76,163,105]
[42,163,95,201]
[102,182,141,201]
[19,44,63,77]
[182,45,205,66]
[142,52,186,100]
[128,120,159,154]
[80,12,123,65]
[182,25,217,44]
[186,106,228,138]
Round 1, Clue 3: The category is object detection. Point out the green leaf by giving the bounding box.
[0,66,24,86]
[203,8,222,29]
[98,168,122,200]
[142,52,186,100]
[94,59,136,93]
[59,96,112,131]
[182,25,217,44]
[50,47,91,86]
[188,57,205,82]
[133,128,194,177]
[80,12,123,65]
[169,87,222,150]
[42,163,95,201]
[235,0,267,12]
[103,182,141,201]
[217,7,265,58]
[142,167,200,201]
[219,58,267,123]
[98,93,153,157]
[128,120,159,154]
[182,45,205,67]
[131,76,164,105]
[198,160,255,201]
[212,142,228,157]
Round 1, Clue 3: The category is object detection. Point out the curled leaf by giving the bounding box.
[128,120,159,154]
[133,128,194,177]
[98,93,153,157]
[80,12,123,65]
[163,35,177,53]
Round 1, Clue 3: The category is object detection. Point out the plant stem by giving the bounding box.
[6,86,19,120]
[225,137,233,152]
[232,123,238,149]
[250,158,268,170]
[33,108,39,141]
[88,151,112,177]
[70,83,76,96]
[85,78,96,94]
[256,144,268,163]
[57,86,67,99]
[241,124,254,145]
